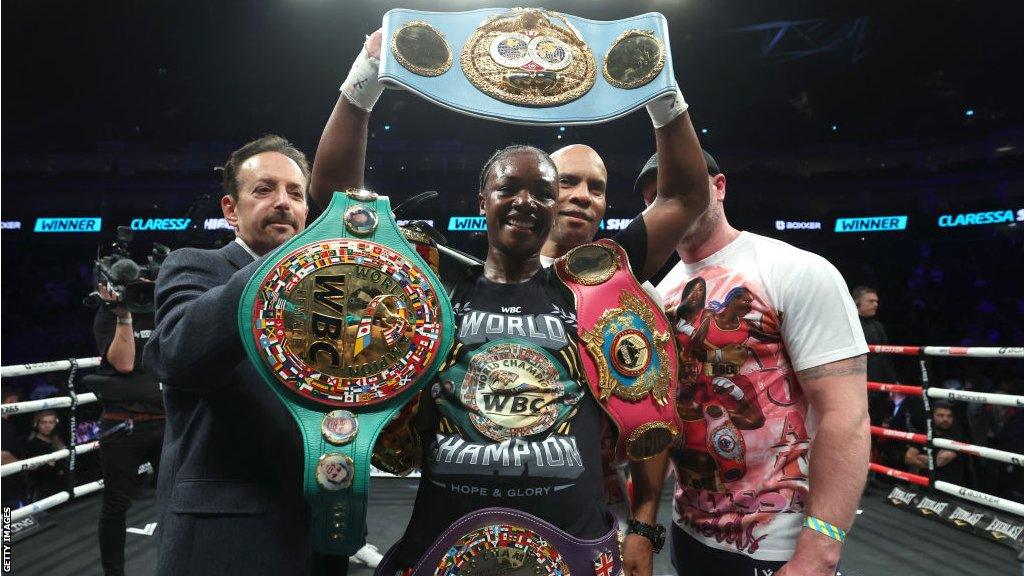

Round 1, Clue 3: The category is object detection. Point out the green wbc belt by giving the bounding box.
[238,189,454,555]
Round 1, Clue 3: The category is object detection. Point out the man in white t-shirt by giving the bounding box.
[635,151,869,576]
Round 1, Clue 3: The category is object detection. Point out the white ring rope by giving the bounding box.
[10,480,105,523]
[931,437,1024,467]
[926,387,1024,408]
[933,481,1024,518]
[1,357,100,378]
[1,393,99,417]
[1,441,100,478]
[868,345,1024,358]
[923,346,1023,358]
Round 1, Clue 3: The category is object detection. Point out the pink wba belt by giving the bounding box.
[554,240,681,461]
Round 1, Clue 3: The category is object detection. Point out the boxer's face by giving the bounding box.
[729,290,754,317]
[222,151,308,256]
[479,151,556,257]
[549,145,607,248]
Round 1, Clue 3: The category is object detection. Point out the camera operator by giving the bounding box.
[91,271,165,576]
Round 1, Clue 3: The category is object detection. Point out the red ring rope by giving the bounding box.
[869,462,930,487]
[867,381,924,396]
[870,426,927,444]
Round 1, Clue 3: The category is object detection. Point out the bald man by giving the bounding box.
[540,144,669,576]
[540,144,608,265]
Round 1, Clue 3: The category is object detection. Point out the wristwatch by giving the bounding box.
[628,519,666,553]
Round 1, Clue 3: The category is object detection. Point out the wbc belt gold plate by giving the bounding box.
[249,239,444,407]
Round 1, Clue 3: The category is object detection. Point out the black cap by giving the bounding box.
[633,149,722,196]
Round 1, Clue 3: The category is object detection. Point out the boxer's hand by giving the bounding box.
[621,534,654,576]
[645,87,688,129]
[365,29,382,60]
[721,344,748,365]
[340,28,385,111]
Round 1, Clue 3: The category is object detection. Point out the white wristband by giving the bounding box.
[645,87,689,129]
[729,385,745,401]
[713,377,745,401]
[339,46,384,112]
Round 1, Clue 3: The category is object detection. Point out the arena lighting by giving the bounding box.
[384,124,391,131]
[965,109,975,117]
[34,217,102,233]
[831,124,838,131]
[700,128,709,134]
[559,126,565,132]
[834,215,908,233]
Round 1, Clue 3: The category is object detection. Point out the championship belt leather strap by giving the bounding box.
[380,7,678,125]
[238,190,454,554]
[554,239,681,462]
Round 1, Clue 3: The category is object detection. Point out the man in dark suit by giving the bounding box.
[144,135,347,575]
[852,286,899,424]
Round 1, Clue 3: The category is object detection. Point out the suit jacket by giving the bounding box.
[144,241,313,575]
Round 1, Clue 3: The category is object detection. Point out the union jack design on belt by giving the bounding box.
[592,551,616,576]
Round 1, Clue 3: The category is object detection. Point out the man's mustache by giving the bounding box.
[262,213,299,229]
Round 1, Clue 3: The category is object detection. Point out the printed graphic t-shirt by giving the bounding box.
[395,223,648,565]
[655,231,867,561]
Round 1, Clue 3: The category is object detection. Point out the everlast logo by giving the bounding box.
[985,518,1024,541]
[887,486,917,505]
[948,507,984,527]
[916,497,948,516]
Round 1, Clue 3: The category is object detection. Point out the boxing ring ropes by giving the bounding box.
[0,355,411,526]
[3,345,1022,528]
[865,344,1024,520]
[2,357,104,523]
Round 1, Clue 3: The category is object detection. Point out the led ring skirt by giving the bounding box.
[865,344,1024,554]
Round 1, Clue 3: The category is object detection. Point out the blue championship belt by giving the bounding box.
[380,7,678,125]
[238,190,454,555]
